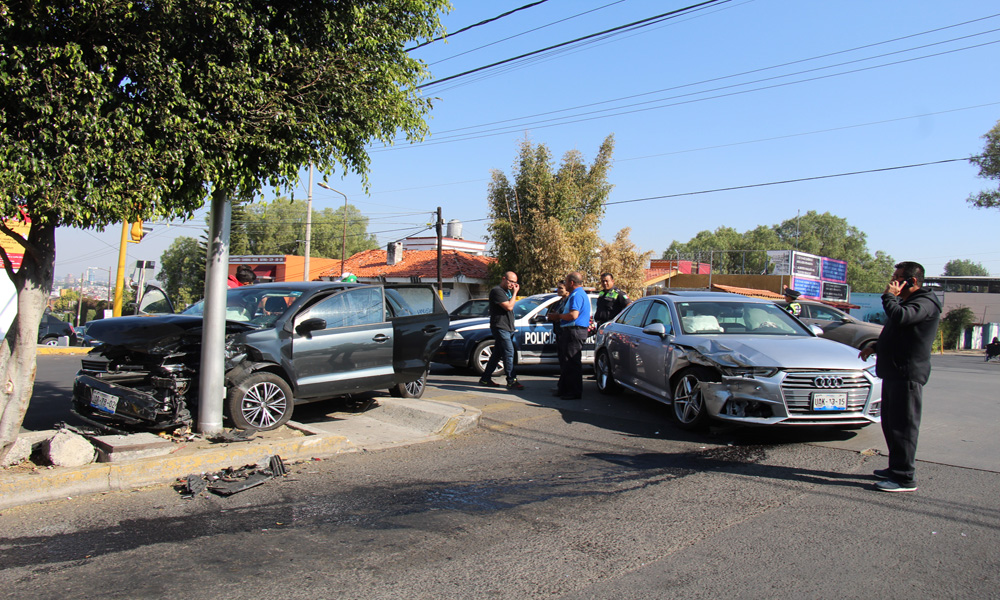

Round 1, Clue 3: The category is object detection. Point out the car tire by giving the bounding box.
[859,339,877,351]
[390,369,427,398]
[595,351,620,395]
[227,372,294,431]
[670,367,718,431]
[40,336,59,346]
[471,340,503,377]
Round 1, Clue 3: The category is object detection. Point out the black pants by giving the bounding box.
[558,327,587,397]
[880,378,923,485]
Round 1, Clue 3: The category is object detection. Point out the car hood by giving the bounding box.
[86,314,255,354]
[679,335,869,371]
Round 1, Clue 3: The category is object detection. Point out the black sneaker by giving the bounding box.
[506,380,525,391]
[479,378,501,388]
[873,468,893,480]
[875,480,917,493]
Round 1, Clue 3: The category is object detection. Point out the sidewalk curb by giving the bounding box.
[36,346,92,355]
[0,398,482,510]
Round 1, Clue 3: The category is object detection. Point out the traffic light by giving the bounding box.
[129,221,153,243]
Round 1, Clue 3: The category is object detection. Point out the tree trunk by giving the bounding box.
[0,222,55,462]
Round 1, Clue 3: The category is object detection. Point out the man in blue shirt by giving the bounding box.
[549,271,590,399]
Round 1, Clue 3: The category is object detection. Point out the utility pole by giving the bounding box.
[436,207,443,297]
[317,183,348,274]
[76,272,85,327]
[303,164,313,281]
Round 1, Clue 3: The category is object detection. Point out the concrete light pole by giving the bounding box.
[304,164,313,281]
[317,182,349,273]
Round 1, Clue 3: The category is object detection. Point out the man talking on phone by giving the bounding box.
[859,261,942,493]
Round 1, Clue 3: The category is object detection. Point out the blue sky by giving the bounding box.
[55,0,1000,281]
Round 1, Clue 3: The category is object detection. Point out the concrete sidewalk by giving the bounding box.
[0,397,481,510]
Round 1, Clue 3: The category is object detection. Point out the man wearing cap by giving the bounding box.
[782,287,802,316]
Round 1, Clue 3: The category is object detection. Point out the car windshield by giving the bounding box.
[512,296,549,320]
[182,288,304,327]
[677,301,811,336]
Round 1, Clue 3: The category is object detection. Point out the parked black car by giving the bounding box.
[449,298,490,321]
[38,312,77,346]
[775,300,882,350]
[72,282,448,432]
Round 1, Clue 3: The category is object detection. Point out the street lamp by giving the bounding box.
[316,182,349,273]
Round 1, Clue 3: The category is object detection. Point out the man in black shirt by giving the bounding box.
[480,271,524,390]
[860,261,942,493]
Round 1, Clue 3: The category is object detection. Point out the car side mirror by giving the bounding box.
[642,322,672,338]
[295,317,326,335]
[809,324,824,336]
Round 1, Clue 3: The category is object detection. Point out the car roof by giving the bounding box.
[650,291,772,304]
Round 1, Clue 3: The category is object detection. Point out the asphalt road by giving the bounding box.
[4,354,997,599]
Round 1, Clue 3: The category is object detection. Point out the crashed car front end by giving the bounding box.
[72,315,253,432]
[675,337,882,427]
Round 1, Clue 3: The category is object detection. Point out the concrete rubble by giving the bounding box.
[43,429,97,467]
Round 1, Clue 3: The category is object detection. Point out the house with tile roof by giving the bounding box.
[318,243,497,312]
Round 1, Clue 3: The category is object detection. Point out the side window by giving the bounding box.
[306,288,384,329]
[810,305,841,321]
[619,302,649,328]
[385,286,436,316]
[642,301,671,329]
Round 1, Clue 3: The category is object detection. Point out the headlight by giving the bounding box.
[720,366,779,378]
[443,330,464,341]
[864,363,877,376]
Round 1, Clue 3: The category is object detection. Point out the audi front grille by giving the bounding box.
[780,371,871,414]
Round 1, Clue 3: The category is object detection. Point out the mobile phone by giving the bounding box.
[901,277,915,290]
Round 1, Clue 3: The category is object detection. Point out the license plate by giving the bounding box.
[90,389,119,414]
[812,392,847,411]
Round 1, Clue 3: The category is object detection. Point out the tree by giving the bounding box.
[158,236,206,309]
[239,198,379,259]
[0,1,446,459]
[941,306,975,349]
[486,135,615,293]
[663,212,894,293]
[598,228,655,299]
[943,259,990,277]
[968,119,1000,209]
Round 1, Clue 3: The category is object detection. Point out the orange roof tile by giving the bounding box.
[319,249,495,280]
[711,283,784,299]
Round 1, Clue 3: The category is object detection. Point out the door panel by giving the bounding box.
[291,287,393,399]
[386,285,449,381]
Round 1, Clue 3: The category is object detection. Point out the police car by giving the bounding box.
[433,292,599,376]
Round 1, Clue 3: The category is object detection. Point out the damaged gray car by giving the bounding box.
[72,282,448,432]
[594,291,881,430]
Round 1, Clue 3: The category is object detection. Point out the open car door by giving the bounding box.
[385,285,448,382]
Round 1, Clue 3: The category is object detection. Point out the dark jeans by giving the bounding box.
[483,327,516,383]
[554,329,566,393]
[558,326,587,396]
[880,378,923,485]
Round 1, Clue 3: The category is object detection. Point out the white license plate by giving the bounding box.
[90,389,119,414]
[812,392,847,411]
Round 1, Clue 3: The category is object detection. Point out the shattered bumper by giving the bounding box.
[701,369,881,427]
[72,369,193,432]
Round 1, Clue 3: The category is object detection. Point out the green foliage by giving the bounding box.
[941,306,975,349]
[158,236,206,308]
[598,228,655,299]
[968,119,1000,209]
[486,135,615,294]
[0,0,447,453]
[943,258,990,276]
[237,197,379,259]
[663,211,894,293]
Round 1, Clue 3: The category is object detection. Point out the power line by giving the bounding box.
[420,13,1000,139]
[420,0,730,89]
[426,0,628,67]
[388,35,1000,149]
[408,1,552,52]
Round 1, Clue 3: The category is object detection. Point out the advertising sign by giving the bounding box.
[821,281,850,302]
[791,251,822,279]
[821,257,848,283]
[791,276,822,299]
[766,250,791,275]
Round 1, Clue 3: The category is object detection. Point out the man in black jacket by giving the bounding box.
[860,261,942,493]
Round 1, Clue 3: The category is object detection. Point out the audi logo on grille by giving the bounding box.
[813,376,843,388]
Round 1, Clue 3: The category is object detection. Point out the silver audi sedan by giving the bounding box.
[593,291,881,430]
